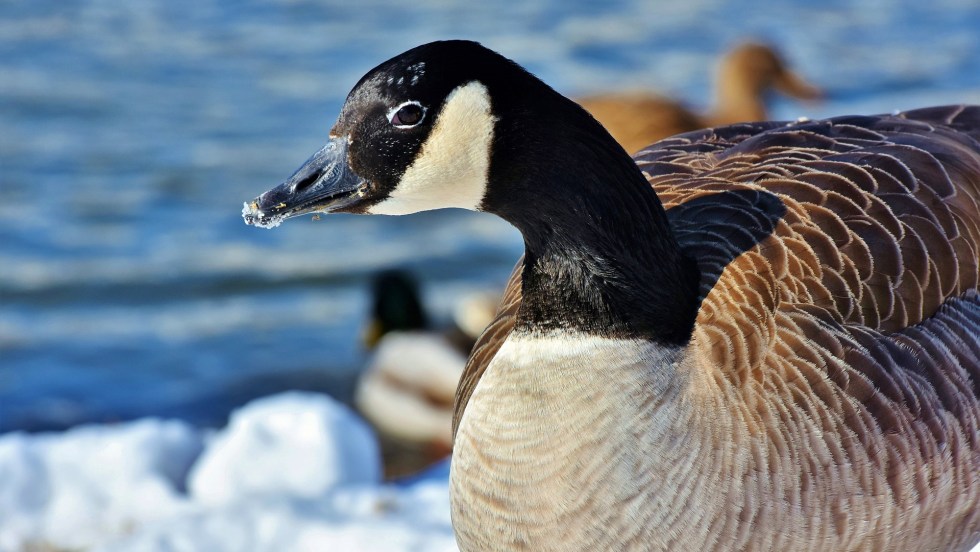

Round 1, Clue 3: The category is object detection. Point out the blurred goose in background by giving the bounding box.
[579,41,823,153]
[245,40,979,551]
[355,270,496,478]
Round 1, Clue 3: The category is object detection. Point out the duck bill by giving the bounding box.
[242,136,367,228]
[774,70,823,101]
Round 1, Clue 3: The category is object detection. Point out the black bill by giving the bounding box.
[243,137,367,228]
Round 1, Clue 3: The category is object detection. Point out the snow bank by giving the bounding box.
[0,392,456,552]
[0,418,203,551]
[188,392,380,506]
[96,478,457,552]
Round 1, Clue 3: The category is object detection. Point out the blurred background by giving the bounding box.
[2,0,980,549]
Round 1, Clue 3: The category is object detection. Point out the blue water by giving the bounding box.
[2,0,979,433]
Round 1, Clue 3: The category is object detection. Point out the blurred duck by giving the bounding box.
[578,41,822,153]
[355,270,496,477]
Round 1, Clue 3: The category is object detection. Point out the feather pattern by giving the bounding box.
[453,105,980,550]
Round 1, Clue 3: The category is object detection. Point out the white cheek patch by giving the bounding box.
[369,81,495,215]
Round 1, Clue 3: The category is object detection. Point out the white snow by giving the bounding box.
[188,391,380,506]
[0,392,457,552]
[97,477,457,552]
[0,418,203,551]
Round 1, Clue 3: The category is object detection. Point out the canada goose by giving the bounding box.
[243,40,980,551]
[579,41,823,153]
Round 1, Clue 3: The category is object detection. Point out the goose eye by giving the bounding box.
[389,102,425,127]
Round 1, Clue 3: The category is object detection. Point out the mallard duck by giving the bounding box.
[244,40,979,551]
[578,41,823,153]
[356,270,496,478]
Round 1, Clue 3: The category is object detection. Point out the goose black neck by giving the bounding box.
[482,93,700,345]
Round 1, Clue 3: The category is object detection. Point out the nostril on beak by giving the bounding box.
[293,171,320,193]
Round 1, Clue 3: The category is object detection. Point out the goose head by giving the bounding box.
[243,39,636,229]
[244,40,698,343]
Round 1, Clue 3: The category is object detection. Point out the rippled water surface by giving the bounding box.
[2,0,979,432]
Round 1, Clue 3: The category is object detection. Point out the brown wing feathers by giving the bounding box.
[640,107,980,544]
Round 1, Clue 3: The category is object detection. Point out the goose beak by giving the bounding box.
[243,136,367,228]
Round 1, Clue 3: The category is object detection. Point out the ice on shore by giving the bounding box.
[0,392,457,552]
